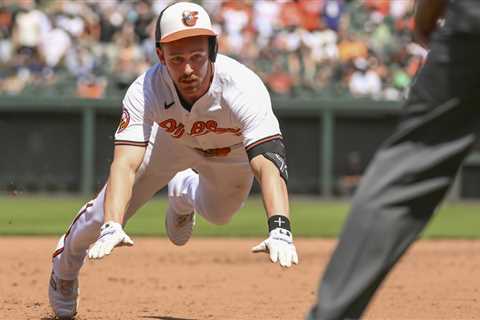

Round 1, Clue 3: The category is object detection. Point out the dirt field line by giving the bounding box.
[2,237,480,320]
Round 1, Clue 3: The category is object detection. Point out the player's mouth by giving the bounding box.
[180,79,197,86]
[180,78,199,91]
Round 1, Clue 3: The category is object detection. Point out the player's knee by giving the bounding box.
[200,206,235,225]
[168,169,197,198]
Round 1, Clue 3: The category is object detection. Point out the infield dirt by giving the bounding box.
[2,237,480,320]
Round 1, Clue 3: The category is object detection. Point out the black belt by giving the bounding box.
[194,143,242,157]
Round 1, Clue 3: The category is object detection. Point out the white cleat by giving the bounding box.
[165,206,195,246]
[48,271,79,319]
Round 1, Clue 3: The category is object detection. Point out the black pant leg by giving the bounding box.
[308,35,480,320]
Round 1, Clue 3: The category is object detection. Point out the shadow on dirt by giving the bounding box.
[141,316,198,320]
[40,314,196,320]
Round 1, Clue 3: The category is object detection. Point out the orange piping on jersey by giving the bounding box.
[245,134,283,151]
[114,140,149,147]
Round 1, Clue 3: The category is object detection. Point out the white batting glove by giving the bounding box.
[88,221,133,259]
[252,228,299,268]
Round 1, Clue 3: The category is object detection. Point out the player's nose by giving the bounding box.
[184,63,194,75]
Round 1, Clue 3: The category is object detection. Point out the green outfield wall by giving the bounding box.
[1,95,479,198]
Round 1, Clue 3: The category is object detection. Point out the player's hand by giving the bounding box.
[88,221,133,259]
[252,228,299,268]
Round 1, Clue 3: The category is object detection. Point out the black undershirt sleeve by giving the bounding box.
[246,138,288,182]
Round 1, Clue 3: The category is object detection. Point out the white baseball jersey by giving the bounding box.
[51,56,287,285]
[114,54,282,152]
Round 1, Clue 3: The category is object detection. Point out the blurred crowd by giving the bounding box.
[0,0,426,101]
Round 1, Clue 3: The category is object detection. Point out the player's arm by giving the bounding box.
[414,0,447,47]
[249,154,289,219]
[232,66,298,267]
[104,144,146,224]
[87,144,146,260]
[248,138,298,268]
[88,76,153,260]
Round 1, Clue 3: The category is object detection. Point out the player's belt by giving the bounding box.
[194,143,243,157]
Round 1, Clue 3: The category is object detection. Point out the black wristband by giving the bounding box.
[268,215,291,232]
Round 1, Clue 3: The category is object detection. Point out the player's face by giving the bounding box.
[157,36,211,102]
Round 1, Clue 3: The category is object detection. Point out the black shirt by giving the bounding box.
[443,0,480,34]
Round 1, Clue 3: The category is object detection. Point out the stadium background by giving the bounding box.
[1,1,480,319]
[1,0,479,198]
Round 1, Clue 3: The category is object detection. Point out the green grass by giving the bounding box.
[0,195,479,238]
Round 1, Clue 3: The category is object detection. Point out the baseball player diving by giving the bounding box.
[48,2,298,319]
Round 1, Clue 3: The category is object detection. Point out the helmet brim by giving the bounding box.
[160,28,217,43]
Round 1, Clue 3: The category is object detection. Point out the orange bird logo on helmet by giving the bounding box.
[182,10,199,27]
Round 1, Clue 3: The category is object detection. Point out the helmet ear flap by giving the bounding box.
[208,37,218,62]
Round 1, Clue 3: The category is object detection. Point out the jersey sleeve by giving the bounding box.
[230,69,282,151]
[114,76,154,147]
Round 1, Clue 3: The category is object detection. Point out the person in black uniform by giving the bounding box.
[307,0,480,319]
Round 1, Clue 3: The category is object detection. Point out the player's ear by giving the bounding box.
[156,47,166,65]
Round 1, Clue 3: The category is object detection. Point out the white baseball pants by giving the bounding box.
[52,126,254,280]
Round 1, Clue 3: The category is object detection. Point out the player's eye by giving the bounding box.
[191,53,205,63]
[170,56,184,64]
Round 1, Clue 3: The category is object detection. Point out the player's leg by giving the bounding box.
[49,127,196,316]
[49,196,100,319]
[164,168,199,245]
[308,36,480,320]
[122,131,202,223]
[195,154,254,225]
[167,148,253,227]
[51,128,186,275]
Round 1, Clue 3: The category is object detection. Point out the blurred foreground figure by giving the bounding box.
[308,0,480,319]
[47,2,298,319]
